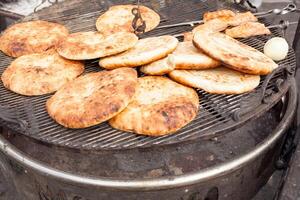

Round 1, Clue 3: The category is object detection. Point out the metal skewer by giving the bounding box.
[157,3,297,29]
[172,20,298,38]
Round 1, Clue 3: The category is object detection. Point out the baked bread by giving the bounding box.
[225,22,271,38]
[193,30,278,75]
[46,68,138,128]
[192,18,229,34]
[56,31,138,60]
[96,4,160,35]
[99,35,178,69]
[0,20,68,57]
[183,32,193,42]
[169,67,260,94]
[109,76,199,136]
[203,9,236,22]
[140,56,175,75]
[169,41,220,70]
[1,50,84,96]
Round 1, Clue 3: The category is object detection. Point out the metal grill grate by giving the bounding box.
[0,0,296,150]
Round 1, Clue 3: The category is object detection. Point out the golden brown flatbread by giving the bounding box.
[183,32,193,42]
[193,30,278,75]
[56,31,138,60]
[140,56,175,75]
[203,9,236,22]
[0,20,68,57]
[1,50,84,96]
[99,35,178,69]
[46,68,138,128]
[109,76,199,136]
[96,4,160,35]
[169,42,220,70]
[169,67,260,94]
[225,22,271,38]
[192,18,229,34]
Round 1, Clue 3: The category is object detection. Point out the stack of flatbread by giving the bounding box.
[0,4,282,137]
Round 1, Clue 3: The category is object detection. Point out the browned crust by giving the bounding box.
[56,31,138,60]
[225,22,271,38]
[193,31,278,75]
[109,76,199,136]
[96,5,160,35]
[46,68,138,128]
[1,50,84,96]
[0,20,69,57]
[203,9,236,22]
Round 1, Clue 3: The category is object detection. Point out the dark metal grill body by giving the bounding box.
[0,1,298,200]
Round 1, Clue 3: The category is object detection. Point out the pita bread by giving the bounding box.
[96,5,160,35]
[193,31,278,75]
[56,31,138,60]
[203,9,236,22]
[169,67,260,94]
[99,35,178,69]
[46,68,138,129]
[0,20,68,57]
[140,56,175,75]
[225,22,271,38]
[192,18,229,34]
[169,42,220,70]
[183,32,193,42]
[1,50,84,96]
[109,76,199,136]
[227,12,257,27]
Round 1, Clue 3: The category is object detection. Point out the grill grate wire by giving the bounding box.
[0,0,296,150]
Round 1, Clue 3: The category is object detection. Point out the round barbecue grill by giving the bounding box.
[0,0,298,199]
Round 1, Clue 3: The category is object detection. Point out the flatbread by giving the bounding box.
[140,56,175,75]
[1,50,84,96]
[96,5,160,35]
[56,31,138,60]
[46,68,138,128]
[183,32,193,42]
[203,9,236,22]
[109,76,199,136]
[225,22,271,38]
[169,42,220,70]
[169,67,260,94]
[99,35,178,69]
[193,30,278,75]
[192,18,229,34]
[227,12,257,27]
[0,20,68,57]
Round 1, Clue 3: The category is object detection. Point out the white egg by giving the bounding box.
[264,37,289,61]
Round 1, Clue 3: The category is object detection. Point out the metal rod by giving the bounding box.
[0,9,24,20]
[157,3,297,29]
[172,21,298,38]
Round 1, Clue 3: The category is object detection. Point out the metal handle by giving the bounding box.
[0,80,296,190]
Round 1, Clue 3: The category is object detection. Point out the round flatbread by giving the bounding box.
[47,68,138,128]
[109,76,199,136]
[140,56,175,75]
[99,35,178,69]
[0,20,68,57]
[1,50,84,96]
[193,30,278,75]
[169,67,260,94]
[56,31,138,60]
[96,5,160,35]
[169,42,220,70]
